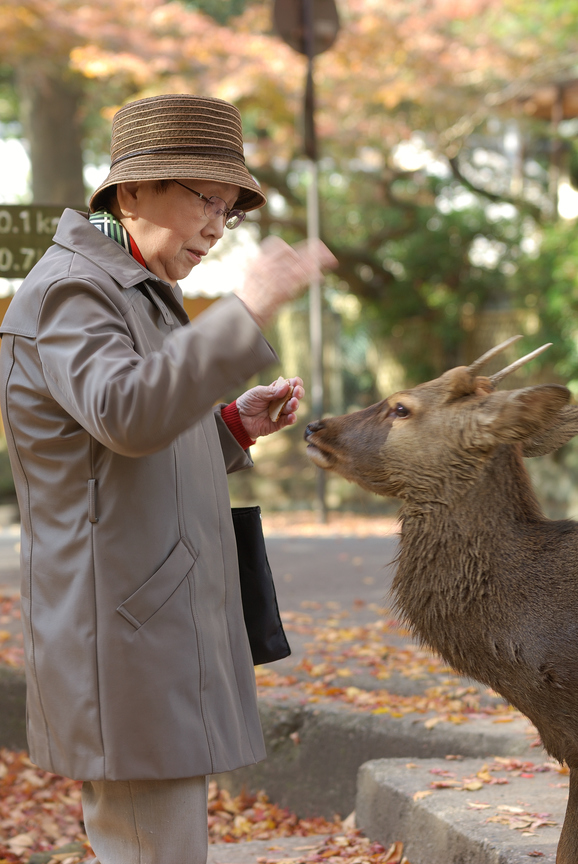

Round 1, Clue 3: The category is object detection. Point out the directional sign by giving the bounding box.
[273,0,340,58]
[0,205,69,279]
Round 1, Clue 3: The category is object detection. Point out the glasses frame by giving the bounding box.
[173,180,246,230]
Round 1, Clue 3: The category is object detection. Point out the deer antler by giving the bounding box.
[467,336,552,384]
[467,336,523,376]
[490,343,552,384]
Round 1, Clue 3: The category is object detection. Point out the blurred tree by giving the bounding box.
[3,0,578,512]
[0,0,271,204]
[181,0,248,25]
[0,1,89,204]
[513,218,578,390]
[0,0,540,204]
[0,0,576,381]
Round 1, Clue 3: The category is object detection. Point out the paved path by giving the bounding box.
[265,532,413,678]
[269,534,398,611]
[0,522,399,603]
[0,524,21,593]
[0,523,404,659]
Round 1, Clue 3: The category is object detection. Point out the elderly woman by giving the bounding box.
[0,94,334,864]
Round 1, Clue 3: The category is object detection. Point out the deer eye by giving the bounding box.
[393,403,410,418]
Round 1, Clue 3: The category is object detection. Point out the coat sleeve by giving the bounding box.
[213,405,254,474]
[35,278,277,457]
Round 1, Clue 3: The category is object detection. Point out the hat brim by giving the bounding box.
[89,153,266,213]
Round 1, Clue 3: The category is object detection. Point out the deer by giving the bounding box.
[304,336,578,864]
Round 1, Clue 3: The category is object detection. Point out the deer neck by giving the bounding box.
[399,441,543,535]
[393,443,544,660]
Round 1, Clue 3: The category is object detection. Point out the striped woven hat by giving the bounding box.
[89,94,266,213]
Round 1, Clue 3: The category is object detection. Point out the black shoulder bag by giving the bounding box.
[231,506,291,666]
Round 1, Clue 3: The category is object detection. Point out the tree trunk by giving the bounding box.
[17,68,86,208]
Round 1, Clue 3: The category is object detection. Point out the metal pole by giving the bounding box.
[303,0,327,522]
[307,160,321,415]
[307,159,327,521]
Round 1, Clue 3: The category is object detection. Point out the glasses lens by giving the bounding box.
[225,210,246,230]
[204,197,227,219]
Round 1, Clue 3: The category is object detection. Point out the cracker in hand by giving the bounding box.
[268,376,294,422]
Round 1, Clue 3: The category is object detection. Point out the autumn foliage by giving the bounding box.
[0,747,415,864]
[0,747,567,864]
[0,0,568,188]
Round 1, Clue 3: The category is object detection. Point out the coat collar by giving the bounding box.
[55,210,190,326]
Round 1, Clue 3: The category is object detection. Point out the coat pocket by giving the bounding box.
[117,539,197,630]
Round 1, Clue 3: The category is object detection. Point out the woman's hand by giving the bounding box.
[235,236,336,328]
[236,377,305,440]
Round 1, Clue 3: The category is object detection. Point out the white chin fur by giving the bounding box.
[306,444,332,469]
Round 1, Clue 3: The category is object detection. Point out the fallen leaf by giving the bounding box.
[413,790,433,801]
[462,781,484,791]
[383,841,404,863]
[476,768,493,783]
[258,858,301,864]
[430,780,462,788]
[342,811,356,831]
[7,833,34,854]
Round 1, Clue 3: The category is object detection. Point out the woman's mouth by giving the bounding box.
[188,249,205,264]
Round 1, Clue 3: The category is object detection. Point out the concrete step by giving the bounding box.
[0,664,25,749]
[218,693,539,818]
[207,835,331,864]
[0,662,540,819]
[356,757,566,864]
[1,659,561,862]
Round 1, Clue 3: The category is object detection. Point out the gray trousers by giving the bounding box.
[82,776,208,864]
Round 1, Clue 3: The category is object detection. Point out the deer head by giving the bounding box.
[305,337,573,502]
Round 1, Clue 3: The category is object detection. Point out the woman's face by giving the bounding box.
[116,178,241,286]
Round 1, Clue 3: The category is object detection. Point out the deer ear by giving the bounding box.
[473,376,493,397]
[522,403,578,456]
[477,384,571,446]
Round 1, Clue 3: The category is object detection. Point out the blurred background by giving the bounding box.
[1,0,578,521]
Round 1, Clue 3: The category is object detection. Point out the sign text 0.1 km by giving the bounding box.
[0,205,67,279]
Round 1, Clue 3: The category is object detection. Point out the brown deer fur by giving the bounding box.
[304,350,578,863]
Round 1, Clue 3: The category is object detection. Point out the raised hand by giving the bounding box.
[236,376,305,440]
[235,236,336,328]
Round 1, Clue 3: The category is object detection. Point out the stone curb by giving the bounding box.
[1,666,557,862]
[216,691,539,818]
[0,664,538,818]
[356,757,562,864]
[207,835,332,864]
[0,664,26,749]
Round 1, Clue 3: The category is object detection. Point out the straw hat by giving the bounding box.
[89,94,266,213]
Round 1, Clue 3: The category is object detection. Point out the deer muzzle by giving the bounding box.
[304,420,334,469]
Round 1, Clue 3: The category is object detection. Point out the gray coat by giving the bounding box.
[0,209,277,781]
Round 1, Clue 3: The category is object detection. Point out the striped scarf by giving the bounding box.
[89,210,147,268]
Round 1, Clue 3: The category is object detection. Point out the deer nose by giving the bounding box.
[304,420,325,440]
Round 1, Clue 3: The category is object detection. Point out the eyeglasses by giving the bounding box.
[173,180,246,230]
